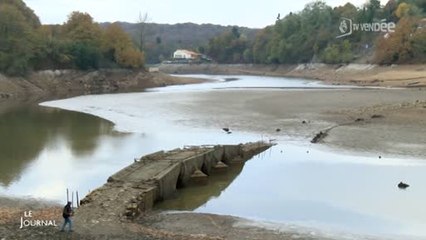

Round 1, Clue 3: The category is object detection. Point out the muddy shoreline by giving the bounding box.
[176,88,426,159]
[159,63,426,88]
[0,69,204,113]
[1,64,425,106]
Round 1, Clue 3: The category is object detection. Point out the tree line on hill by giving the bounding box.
[204,0,425,64]
[1,0,425,76]
[0,0,144,76]
[113,22,258,64]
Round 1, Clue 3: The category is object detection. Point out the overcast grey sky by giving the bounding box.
[25,0,373,28]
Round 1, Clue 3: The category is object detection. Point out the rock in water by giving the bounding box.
[311,131,327,143]
[398,181,409,189]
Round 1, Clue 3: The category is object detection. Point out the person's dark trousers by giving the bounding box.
[60,217,72,232]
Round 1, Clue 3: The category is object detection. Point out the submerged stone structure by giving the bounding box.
[76,141,273,224]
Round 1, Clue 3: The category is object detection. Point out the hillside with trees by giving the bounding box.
[204,0,425,64]
[0,0,143,76]
[1,0,424,77]
[111,22,259,64]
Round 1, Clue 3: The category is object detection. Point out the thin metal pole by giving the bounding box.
[71,191,74,208]
[76,191,80,207]
[66,188,69,202]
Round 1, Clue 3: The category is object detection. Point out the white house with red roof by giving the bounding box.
[173,49,201,59]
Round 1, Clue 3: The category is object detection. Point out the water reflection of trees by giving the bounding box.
[55,108,114,157]
[0,105,114,186]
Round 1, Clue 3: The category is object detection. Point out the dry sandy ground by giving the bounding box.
[0,200,335,240]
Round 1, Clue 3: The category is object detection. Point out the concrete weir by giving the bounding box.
[76,141,273,223]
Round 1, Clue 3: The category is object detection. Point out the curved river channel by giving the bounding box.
[1,75,425,239]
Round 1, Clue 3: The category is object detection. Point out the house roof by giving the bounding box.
[174,49,201,56]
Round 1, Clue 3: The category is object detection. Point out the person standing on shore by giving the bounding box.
[60,201,73,232]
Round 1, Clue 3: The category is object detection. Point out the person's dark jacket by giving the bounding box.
[62,204,72,218]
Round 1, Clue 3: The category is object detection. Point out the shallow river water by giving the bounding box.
[1,75,425,239]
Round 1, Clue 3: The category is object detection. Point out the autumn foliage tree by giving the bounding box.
[103,23,144,68]
[0,1,145,76]
[60,12,102,70]
[374,16,424,64]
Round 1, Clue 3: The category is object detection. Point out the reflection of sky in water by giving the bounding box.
[1,74,421,238]
[193,142,426,238]
[147,74,357,93]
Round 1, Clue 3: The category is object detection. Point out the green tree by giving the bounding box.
[62,12,103,70]
[334,3,358,19]
[383,0,398,21]
[366,0,381,21]
[0,1,38,75]
[411,28,426,62]
[207,27,249,63]
[32,25,73,70]
[321,40,353,64]
[252,27,273,63]
[260,1,334,64]
[2,0,40,28]
[69,42,100,70]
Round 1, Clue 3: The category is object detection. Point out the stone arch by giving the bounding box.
[176,170,185,189]
[201,162,210,176]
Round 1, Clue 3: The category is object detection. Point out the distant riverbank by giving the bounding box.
[0,69,203,107]
[1,64,425,107]
[159,63,426,88]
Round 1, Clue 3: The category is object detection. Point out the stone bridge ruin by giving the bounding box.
[76,141,273,225]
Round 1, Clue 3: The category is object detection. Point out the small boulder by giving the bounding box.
[371,114,384,119]
[398,181,409,189]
